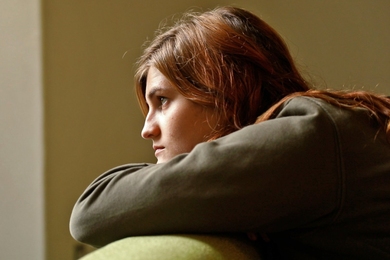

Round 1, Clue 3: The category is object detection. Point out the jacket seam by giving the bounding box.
[300,97,346,225]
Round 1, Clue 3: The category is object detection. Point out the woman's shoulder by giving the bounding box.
[262,95,378,146]
[279,95,369,122]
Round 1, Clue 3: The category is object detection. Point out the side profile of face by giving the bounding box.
[141,66,218,163]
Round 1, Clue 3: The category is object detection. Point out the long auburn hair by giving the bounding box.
[135,6,390,141]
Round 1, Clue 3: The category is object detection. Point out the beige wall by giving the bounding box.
[1,1,388,260]
[0,0,44,259]
[244,0,390,95]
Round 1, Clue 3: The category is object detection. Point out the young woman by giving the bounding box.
[70,6,390,259]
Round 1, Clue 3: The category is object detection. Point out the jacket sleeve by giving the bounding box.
[69,97,342,247]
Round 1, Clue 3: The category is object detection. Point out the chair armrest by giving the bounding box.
[80,234,261,260]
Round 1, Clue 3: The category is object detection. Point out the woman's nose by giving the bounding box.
[141,113,160,139]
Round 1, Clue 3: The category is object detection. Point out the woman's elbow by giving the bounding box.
[69,206,101,247]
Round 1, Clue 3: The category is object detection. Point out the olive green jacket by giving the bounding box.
[70,97,390,259]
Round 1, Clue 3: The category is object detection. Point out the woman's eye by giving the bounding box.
[159,97,168,106]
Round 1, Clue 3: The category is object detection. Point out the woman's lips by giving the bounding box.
[153,146,165,157]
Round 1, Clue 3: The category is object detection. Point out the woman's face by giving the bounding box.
[141,66,218,163]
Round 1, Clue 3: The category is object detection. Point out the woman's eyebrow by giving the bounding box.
[146,86,163,100]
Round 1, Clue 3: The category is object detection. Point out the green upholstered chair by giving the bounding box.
[80,234,261,260]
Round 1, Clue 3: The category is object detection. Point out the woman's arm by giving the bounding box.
[70,97,342,247]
